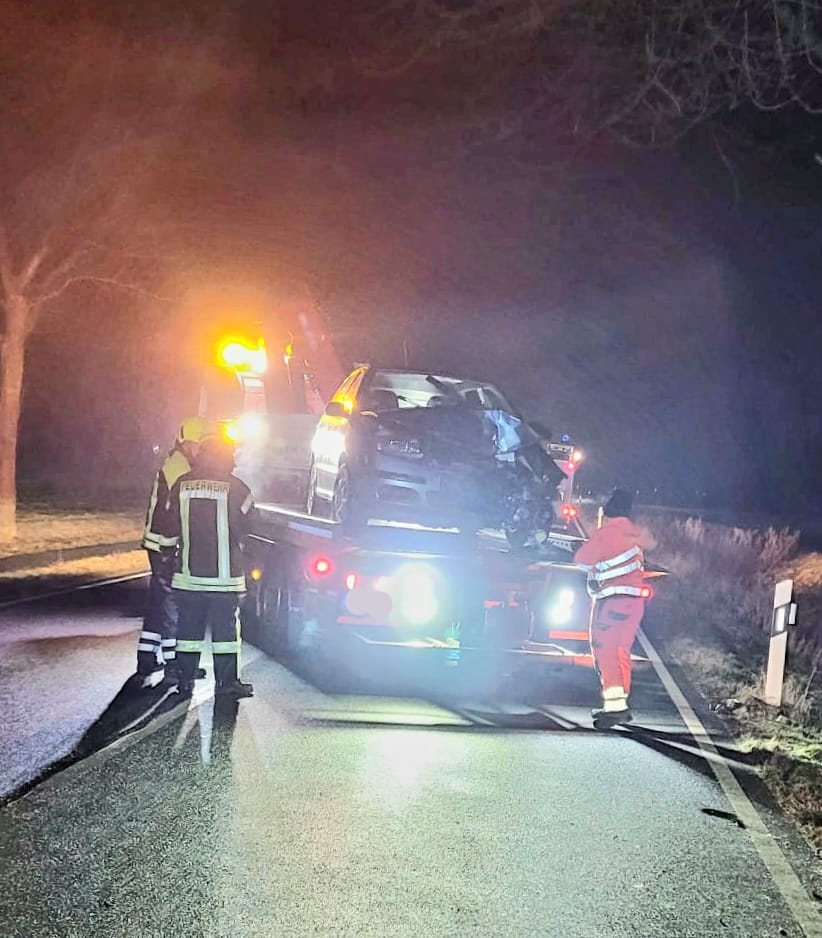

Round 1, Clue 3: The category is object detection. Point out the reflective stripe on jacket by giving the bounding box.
[141,449,192,552]
[158,467,254,592]
[574,516,646,600]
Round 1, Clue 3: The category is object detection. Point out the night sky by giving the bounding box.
[5,0,822,510]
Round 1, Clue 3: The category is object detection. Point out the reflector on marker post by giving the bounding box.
[764,579,798,707]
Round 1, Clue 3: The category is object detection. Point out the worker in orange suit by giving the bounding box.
[574,488,655,730]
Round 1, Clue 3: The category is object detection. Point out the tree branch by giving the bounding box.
[18,248,47,291]
[32,274,171,313]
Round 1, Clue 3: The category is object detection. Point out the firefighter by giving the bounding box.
[158,431,255,698]
[137,416,209,686]
[574,488,655,730]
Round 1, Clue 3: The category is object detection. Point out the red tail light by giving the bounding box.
[640,585,653,599]
[310,556,332,577]
[561,504,578,519]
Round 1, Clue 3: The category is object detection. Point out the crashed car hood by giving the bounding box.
[374,406,496,463]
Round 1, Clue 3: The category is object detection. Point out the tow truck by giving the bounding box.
[200,321,662,685]
[240,504,661,688]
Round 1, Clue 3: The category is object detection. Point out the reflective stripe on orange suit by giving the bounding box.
[575,517,646,698]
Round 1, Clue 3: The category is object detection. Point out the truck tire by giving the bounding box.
[260,568,291,659]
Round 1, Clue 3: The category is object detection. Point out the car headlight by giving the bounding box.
[378,438,424,458]
[547,587,576,626]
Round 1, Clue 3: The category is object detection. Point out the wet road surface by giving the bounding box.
[0,578,819,937]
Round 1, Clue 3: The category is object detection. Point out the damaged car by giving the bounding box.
[307,365,567,546]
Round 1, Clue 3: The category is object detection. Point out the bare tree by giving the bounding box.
[0,16,238,535]
[356,0,822,146]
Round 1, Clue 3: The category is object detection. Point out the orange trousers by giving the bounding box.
[590,596,645,696]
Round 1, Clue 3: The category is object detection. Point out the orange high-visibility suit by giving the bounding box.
[574,516,650,713]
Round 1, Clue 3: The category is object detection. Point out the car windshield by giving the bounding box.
[366,371,515,412]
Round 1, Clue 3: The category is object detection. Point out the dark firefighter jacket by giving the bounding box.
[141,449,192,553]
[158,462,255,592]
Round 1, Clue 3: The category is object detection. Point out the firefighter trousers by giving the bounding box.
[137,550,178,675]
[590,596,645,703]
[174,591,242,689]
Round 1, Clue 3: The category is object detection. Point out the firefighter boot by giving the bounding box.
[215,680,254,699]
[163,665,206,686]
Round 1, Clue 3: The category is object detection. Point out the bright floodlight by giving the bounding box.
[547,587,576,625]
[238,412,267,440]
[395,565,439,626]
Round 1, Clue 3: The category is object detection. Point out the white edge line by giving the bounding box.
[0,571,149,611]
[638,627,822,937]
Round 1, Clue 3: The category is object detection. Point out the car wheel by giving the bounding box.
[331,462,359,528]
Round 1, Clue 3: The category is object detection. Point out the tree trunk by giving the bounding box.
[0,295,29,541]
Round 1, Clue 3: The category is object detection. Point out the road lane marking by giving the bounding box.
[638,628,822,937]
[0,572,148,611]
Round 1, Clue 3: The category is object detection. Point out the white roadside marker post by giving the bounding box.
[764,578,798,707]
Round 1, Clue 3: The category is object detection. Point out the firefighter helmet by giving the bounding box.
[176,416,209,445]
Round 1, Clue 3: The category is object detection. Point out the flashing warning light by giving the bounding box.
[250,568,262,582]
[566,461,576,473]
[640,585,653,599]
[571,449,583,463]
[311,556,332,577]
[345,572,357,591]
[222,420,242,443]
[561,504,579,519]
[218,338,268,375]
[220,413,268,446]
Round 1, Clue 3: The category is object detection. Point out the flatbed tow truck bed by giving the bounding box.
[241,503,661,678]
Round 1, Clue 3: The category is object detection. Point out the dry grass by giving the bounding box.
[0,509,142,557]
[643,515,819,717]
[644,514,822,848]
[0,550,147,584]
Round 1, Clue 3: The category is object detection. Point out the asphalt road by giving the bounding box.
[0,578,819,938]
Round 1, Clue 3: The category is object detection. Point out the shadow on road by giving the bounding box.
[266,643,778,804]
[73,675,189,758]
[0,673,233,807]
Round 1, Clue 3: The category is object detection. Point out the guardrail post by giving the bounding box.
[764,578,798,707]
